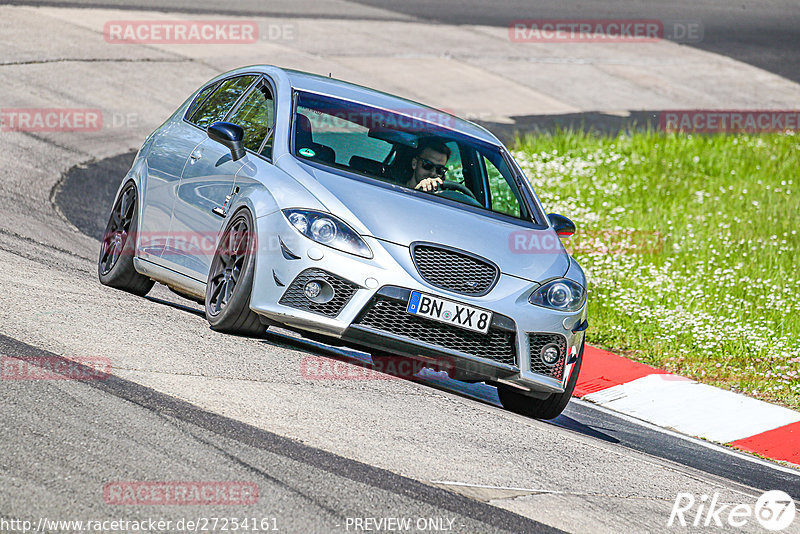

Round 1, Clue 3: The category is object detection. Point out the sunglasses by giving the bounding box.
[417,157,448,176]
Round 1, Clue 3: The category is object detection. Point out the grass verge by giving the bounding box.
[513,129,800,410]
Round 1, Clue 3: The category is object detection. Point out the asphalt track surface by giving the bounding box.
[7,0,798,137]
[6,0,799,84]
[0,334,556,533]
[350,0,800,85]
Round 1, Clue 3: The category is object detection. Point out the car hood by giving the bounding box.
[304,165,570,283]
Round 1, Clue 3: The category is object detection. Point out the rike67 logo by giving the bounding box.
[668,490,796,531]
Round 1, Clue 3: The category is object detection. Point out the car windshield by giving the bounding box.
[292,91,533,221]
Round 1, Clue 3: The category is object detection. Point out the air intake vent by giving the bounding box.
[411,243,499,296]
[355,294,517,367]
[528,333,567,380]
[279,269,358,317]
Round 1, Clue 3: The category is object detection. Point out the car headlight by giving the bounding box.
[529,278,586,312]
[282,209,373,259]
[311,217,337,243]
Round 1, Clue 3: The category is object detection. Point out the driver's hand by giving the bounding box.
[415,177,443,192]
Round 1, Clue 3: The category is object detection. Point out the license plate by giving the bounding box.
[406,291,492,334]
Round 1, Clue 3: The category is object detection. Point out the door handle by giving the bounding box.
[212,207,226,218]
[190,150,203,161]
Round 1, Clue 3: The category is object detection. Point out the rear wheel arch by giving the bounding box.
[97,180,154,296]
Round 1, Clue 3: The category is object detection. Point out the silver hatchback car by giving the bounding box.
[98,65,588,419]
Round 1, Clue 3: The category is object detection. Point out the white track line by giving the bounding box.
[572,398,800,478]
[583,374,800,443]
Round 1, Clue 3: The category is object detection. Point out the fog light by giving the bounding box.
[541,344,560,366]
[303,279,335,304]
[304,281,322,299]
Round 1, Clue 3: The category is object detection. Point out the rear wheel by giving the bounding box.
[98,182,154,296]
[204,209,264,337]
[498,339,584,419]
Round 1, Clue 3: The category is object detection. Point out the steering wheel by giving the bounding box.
[436,181,477,199]
[434,181,483,207]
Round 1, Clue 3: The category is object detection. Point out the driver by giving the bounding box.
[405,140,450,192]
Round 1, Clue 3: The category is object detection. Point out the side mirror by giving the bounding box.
[208,122,245,161]
[548,213,576,238]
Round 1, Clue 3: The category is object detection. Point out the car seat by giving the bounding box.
[295,114,336,164]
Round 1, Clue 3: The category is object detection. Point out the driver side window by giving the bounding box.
[443,141,463,183]
[484,155,521,218]
[227,78,276,158]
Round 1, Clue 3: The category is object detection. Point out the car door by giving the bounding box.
[137,81,220,260]
[164,76,276,281]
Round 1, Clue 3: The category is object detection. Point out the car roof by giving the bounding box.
[275,67,501,145]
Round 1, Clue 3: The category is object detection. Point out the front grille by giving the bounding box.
[279,268,359,317]
[528,333,567,380]
[355,296,517,366]
[411,243,499,296]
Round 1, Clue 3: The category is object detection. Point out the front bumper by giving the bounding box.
[249,211,587,395]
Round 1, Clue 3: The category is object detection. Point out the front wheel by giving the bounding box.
[498,339,584,419]
[98,181,154,296]
[204,209,264,337]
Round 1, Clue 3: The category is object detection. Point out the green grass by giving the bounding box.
[512,129,800,410]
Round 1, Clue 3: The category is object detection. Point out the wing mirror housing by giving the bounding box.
[208,122,245,161]
[548,213,576,238]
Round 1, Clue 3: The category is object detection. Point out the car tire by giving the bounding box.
[205,208,264,337]
[98,181,155,297]
[498,338,584,419]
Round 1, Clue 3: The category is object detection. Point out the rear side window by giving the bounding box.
[185,81,219,121]
[188,75,256,130]
[227,79,276,157]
